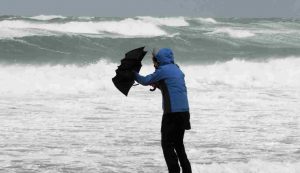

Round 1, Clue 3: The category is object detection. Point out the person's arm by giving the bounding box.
[134,69,164,86]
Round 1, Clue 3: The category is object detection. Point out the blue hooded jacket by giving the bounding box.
[134,48,189,113]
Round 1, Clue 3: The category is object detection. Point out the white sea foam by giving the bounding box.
[211,27,256,38]
[0,60,115,95]
[137,16,189,27]
[184,57,300,89]
[0,59,299,172]
[30,15,67,20]
[0,18,167,39]
[0,27,51,39]
[1,58,300,95]
[197,17,218,24]
[193,160,300,173]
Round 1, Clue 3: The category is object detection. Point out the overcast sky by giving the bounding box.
[1,0,300,17]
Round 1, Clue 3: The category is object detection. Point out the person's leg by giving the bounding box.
[161,132,180,173]
[161,113,180,173]
[174,129,192,173]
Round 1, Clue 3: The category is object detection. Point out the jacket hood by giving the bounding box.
[155,48,174,66]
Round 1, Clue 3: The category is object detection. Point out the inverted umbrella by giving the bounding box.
[112,47,147,96]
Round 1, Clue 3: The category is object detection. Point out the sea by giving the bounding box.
[0,15,300,173]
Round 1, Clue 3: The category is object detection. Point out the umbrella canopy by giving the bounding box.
[112,47,147,96]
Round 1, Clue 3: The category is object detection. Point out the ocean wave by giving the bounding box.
[1,58,300,95]
[0,18,168,39]
[0,60,114,95]
[184,57,300,89]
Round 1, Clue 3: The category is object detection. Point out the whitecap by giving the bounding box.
[211,27,255,38]
[30,15,67,20]
[137,16,189,27]
[197,17,218,24]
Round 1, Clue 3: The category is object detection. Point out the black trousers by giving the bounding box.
[161,112,192,173]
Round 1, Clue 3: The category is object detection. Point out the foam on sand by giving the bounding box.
[192,160,300,173]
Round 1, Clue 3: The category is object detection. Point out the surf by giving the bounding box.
[1,57,300,95]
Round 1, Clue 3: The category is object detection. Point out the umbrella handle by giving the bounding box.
[149,86,156,92]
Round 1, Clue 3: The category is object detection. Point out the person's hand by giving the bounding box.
[150,83,157,88]
[131,70,137,80]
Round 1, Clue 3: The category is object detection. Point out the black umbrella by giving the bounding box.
[112,47,147,96]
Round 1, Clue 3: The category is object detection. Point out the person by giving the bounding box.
[134,48,192,173]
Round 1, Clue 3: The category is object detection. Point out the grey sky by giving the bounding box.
[1,0,300,17]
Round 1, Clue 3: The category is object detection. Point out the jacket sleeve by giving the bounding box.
[134,69,164,86]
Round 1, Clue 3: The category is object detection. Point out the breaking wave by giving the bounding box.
[0,18,167,39]
[0,16,191,39]
[184,57,300,89]
[1,58,300,95]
